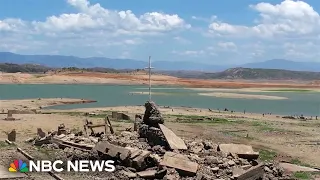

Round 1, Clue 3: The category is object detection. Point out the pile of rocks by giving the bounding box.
[29,101,291,180]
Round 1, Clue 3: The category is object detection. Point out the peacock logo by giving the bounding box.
[9,160,29,172]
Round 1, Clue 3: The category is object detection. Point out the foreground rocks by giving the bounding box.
[26,101,292,180]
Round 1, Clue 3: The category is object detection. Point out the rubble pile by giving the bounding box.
[29,101,291,180]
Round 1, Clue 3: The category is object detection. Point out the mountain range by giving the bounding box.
[0,52,319,72]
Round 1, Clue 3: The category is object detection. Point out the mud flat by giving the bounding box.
[198,92,288,100]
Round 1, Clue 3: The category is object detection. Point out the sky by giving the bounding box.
[1,0,320,65]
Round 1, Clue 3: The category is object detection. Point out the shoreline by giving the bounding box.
[1,82,320,92]
[1,98,318,117]
[198,92,288,100]
[0,98,97,113]
[1,72,320,89]
[1,81,319,89]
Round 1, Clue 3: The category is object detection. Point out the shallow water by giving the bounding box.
[0,84,319,116]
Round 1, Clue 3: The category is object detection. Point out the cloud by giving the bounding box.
[119,51,131,58]
[32,0,190,35]
[171,50,205,56]
[1,0,320,63]
[217,42,237,49]
[191,16,217,22]
[0,0,191,58]
[201,0,320,63]
[173,36,191,44]
[0,19,28,32]
[208,0,320,39]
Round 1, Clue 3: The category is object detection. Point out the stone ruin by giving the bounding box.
[143,101,164,127]
[23,101,295,180]
[2,109,37,121]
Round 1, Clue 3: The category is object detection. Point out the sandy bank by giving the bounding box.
[0,98,96,113]
[198,92,288,100]
[1,72,320,89]
[187,87,320,93]
[129,91,183,96]
[130,92,166,95]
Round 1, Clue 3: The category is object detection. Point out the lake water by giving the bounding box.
[0,84,319,116]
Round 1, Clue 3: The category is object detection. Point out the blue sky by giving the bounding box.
[1,0,320,65]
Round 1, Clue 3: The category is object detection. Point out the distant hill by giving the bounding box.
[0,52,225,72]
[0,63,130,73]
[191,68,320,80]
[0,52,320,72]
[1,63,320,80]
[242,59,320,72]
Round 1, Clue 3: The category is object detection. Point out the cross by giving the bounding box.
[144,56,154,102]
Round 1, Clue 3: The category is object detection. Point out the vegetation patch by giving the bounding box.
[293,172,311,180]
[50,111,83,116]
[220,130,254,140]
[290,159,312,168]
[33,74,46,78]
[250,121,285,132]
[87,114,109,118]
[178,118,236,125]
[0,141,13,148]
[220,131,240,137]
[168,114,244,124]
[259,149,277,162]
[52,112,112,119]
[36,146,60,159]
[169,114,208,119]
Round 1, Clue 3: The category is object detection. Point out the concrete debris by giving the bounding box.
[119,170,137,179]
[159,124,187,150]
[24,101,290,180]
[137,170,157,178]
[234,163,264,180]
[134,114,143,131]
[188,141,204,153]
[218,144,259,160]
[112,112,131,120]
[7,109,37,114]
[138,124,167,147]
[7,129,16,142]
[160,152,199,176]
[34,136,51,146]
[3,111,16,121]
[94,141,130,161]
[37,128,46,138]
[126,147,152,171]
[57,123,67,135]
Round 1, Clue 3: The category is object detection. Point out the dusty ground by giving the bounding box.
[1,98,320,173]
[1,72,320,89]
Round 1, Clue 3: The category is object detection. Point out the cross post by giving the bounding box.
[144,56,154,101]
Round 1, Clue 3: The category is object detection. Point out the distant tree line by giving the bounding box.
[0,63,145,74]
[0,63,50,73]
